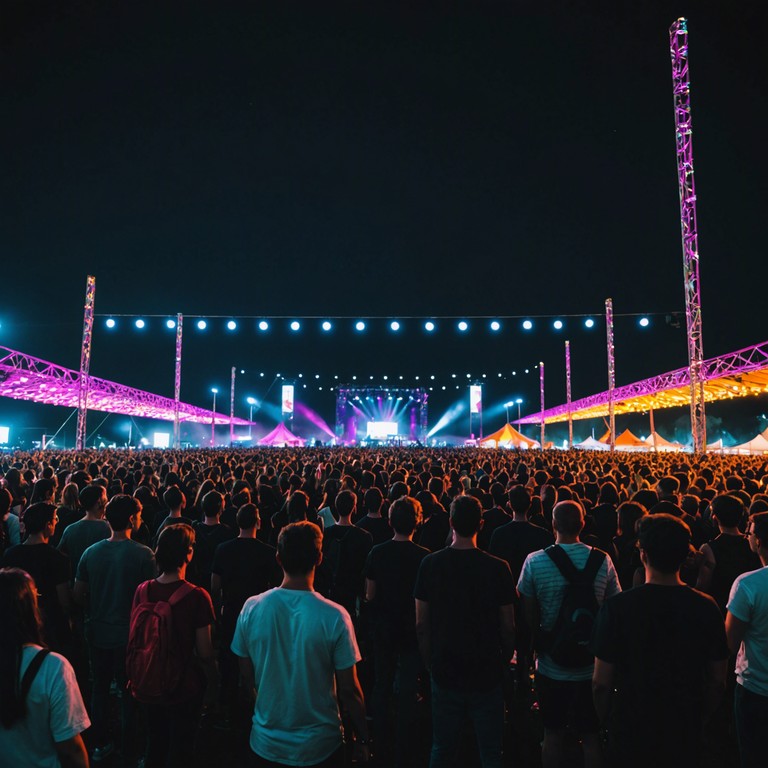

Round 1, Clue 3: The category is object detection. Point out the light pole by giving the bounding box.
[210,387,218,446]
[247,397,256,440]
[504,401,514,424]
[516,398,523,424]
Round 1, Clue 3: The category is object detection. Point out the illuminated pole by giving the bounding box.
[670,17,706,453]
[565,340,573,449]
[247,397,256,439]
[606,298,616,453]
[516,398,522,425]
[539,362,545,449]
[76,275,96,451]
[211,388,218,446]
[230,366,236,446]
[173,313,183,449]
[504,402,510,423]
[649,404,658,452]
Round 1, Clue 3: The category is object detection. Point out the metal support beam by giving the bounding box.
[605,298,616,453]
[173,313,183,449]
[670,17,706,453]
[76,275,96,451]
[539,362,545,449]
[230,366,236,446]
[565,340,573,449]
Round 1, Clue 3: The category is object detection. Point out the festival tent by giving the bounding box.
[613,428,648,451]
[706,438,725,453]
[729,428,768,455]
[258,422,305,447]
[575,436,610,451]
[481,423,539,449]
[643,432,684,452]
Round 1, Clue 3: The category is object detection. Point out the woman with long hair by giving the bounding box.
[0,567,89,767]
[52,483,83,548]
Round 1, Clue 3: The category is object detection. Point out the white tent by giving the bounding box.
[574,436,610,451]
[644,432,684,452]
[729,428,768,455]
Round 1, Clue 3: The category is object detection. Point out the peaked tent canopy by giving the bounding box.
[612,428,648,451]
[644,432,684,451]
[575,436,610,451]
[729,428,768,455]
[258,422,305,447]
[481,423,539,449]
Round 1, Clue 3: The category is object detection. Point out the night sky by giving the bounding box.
[2,0,766,446]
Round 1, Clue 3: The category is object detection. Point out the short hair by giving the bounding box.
[657,476,680,497]
[105,494,140,531]
[507,485,532,517]
[21,503,56,535]
[617,501,647,537]
[598,481,620,505]
[638,514,691,573]
[363,487,383,513]
[335,490,357,519]
[201,490,224,518]
[287,490,309,521]
[710,494,745,529]
[450,495,482,537]
[236,503,259,530]
[163,485,185,511]
[389,496,422,535]
[389,481,409,501]
[79,484,105,511]
[750,511,768,547]
[277,521,321,575]
[552,500,585,537]
[155,524,195,574]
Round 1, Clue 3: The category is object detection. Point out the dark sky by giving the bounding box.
[1,0,766,445]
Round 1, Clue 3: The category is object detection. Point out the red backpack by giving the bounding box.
[126,580,194,702]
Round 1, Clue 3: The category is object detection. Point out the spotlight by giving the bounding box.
[106,318,116,329]
[355,321,366,332]
[457,321,468,332]
[290,321,301,331]
[585,318,595,328]
[258,320,269,331]
[522,320,533,330]
[227,320,237,331]
[424,321,435,332]
[321,321,332,331]
[135,319,145,329]
[553,320,563,330]
[166,319,176,330]
[390,321,400,331]
[197,320,207,330]
[490,320,501,331]
[639,317,650,327]
[211,387,218,394]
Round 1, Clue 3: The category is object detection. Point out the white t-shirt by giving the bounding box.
[727,565,768,696]
[231,587,360,766]
[0,645,90,768]
[518,542,621,681]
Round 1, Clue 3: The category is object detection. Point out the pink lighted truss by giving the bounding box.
[516,340,768,425]
[0,346,251,426]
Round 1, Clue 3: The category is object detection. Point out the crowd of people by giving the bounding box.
[0,446,767,768]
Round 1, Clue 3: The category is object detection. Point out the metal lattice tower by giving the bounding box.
[565,340,572,448]
[173,313,183,448]
[76,275,96,450]
[539,362,545,449]
[605,298,616,452]
[670,17,706,452]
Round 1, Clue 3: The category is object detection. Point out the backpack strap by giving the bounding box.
[582,548,607,584]
[20,648,50,701]
[545,545,605,584]
[167,581,195,607]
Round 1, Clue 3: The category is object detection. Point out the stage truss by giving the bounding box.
[335,386,428,444]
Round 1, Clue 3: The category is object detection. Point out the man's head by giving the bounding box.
[656,476,680,501]
[552,500,585,538]
[507,485,531,518]
[201,490,224,519]
[21,503,57,537]
[105,494,141,532]
[155,523,195,574]
[449,495,482,538]
[236,503,259,531]
[710,494,744,530]
[638,514,691,573]
[163,485,185,512]
[363,487,383,514]
[390,496,422,536]
[335,490,357,520]
[277,521,322,576]
[747,512,768,555]
[80,484,107,516]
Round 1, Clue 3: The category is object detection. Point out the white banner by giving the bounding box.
[470,385,482,414]
[282,384,295,414]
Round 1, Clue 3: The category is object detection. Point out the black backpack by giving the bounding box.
[539,545,605,668]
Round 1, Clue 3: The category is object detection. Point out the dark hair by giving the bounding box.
[657,476,680,497]
[335,490,356,519]
[598,481,620,506]
[277,521,321,575]
[105,494,140,531]
[79,484,105,512]
[0,568,45,728]
[450,495,482,537]
[363,487,383,513]
[552,500,585,536]
[0,488,11,518]
[287,490,309,522]
[638,514,691,573]
[59,483,80,511]
[750,511,768,547]
[507,485,532,517]
[21,503,56,536]
[617,501,647,537]
[710,494,744,529]
[389,496,422,535]
[389,481,409,501]
[29,478,56,505]
[201,490,223,518]
[163,485,185,511]
[236,503,259,530]
[155,524,195,573]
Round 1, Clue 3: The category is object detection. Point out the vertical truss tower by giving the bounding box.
[670,17,706,452]
[76,275,96,450]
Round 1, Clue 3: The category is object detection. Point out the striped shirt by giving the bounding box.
[518,542,621,681]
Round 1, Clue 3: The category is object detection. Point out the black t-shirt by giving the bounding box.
[477,506,513,551]
[211,537,281,622]
[591,584,728,766]
[356,515,392,546]
[413,547,516,692]
[415,510,450,553]
[316,525,373,615]
[488,520,554,585]
[189,522,235,590]
[364,539,429,648]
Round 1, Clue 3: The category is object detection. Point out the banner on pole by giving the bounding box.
[282,384,295,414]
[470,385,482,414]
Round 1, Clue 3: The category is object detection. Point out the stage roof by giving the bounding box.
[0,346,251,425]
[517,339,768,425]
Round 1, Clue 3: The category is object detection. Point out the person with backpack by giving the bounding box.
[592,514,728,768]
[0,567,90,768]
[127,523,217,768]
[518,500,620,768]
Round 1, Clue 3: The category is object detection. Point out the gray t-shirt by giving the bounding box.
[58,519,111,578]
[76,538,156,648]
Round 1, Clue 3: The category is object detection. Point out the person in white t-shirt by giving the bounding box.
[232,520,369,767]
[726,511,768,768]
[0,567,90,768]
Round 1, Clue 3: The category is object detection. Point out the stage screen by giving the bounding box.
[153,432,170,448]
[470,385,483,414]
[0,426,9,444]
[367,421,399,438]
